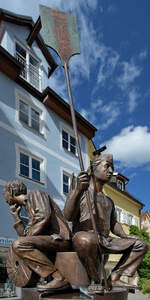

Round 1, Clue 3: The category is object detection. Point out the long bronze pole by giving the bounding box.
[63,62,109,291]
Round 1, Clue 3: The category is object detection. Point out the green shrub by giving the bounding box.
[138,277,147,290]
[141,279,150,294]
[129,225,150,291]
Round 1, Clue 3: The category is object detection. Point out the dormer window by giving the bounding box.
[116,179,124,191]
[110,175,125,191]
[15,41,41,91]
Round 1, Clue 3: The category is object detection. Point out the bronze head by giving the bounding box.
[88,154,114,183]
[3,180,27,206]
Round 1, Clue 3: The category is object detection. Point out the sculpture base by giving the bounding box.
[23,287,128,300]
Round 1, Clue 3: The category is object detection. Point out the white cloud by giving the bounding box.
[129,172,137,179]
[115,58,142,113]
[0,0,145,117]
[79,99,120,130]
[47,0,98,12]
[128,88,140,113]
[117,60,141,90]
[0,0,98,20]
[97,46,119,84]
[139,49,147,60]
[69,15,100,79]
[91,99,103,111]
[104,126,150,167]
[79,108,96,124]
[49,68,68,100]
[100,107,120,129]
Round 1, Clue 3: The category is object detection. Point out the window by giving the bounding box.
[110,175,116,184]
[63,172,71,194]
[115,206,122,222]
[132,216,138,226]
[18,99,42,134]
[19,100,29,125]
[116,179,124,191]
[15,42,41,91]
[16,146,45,185]
[121,211,127,224]
[120,211,135,226]
[0,256,16,298]
[20,152,41,182]
[62,130,76,155]
[126,213,133,226]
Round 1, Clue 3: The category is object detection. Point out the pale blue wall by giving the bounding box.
[0,20,89,238]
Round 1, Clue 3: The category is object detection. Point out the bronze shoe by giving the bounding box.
[88,284,104,295]
[37,278,70,292]
[111,279,138,289]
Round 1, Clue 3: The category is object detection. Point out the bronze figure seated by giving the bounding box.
[4,181,71,292]
[64,154,148,292]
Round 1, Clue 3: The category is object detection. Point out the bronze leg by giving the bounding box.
[73,231,100,282]
[111,239,148,279]
[12,236,70,278]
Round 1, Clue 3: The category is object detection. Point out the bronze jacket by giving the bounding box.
[71,189,135,252]
[14,190,71,240]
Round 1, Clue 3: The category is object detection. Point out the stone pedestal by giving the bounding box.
[23,288,128,300]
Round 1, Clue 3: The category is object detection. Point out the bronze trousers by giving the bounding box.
[73,231,148,282]
[12,235,70,278]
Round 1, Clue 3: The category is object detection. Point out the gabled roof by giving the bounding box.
[113,172,129,183]
[0,45,97,139]
[141,211,150,220]
[0,8,57,76]
[107,181,144,208]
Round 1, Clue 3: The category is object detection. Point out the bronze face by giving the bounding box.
[4,191,15,206]
[4,192,26,207]
[93,159,114,183]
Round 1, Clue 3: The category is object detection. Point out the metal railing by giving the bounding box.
[16,52,41,91]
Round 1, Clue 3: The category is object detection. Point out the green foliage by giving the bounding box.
[130,225,150,242]
[139,250,150,271]
[130,225,141,237]
[140,229,150,243]
[129,225,150,292]
[138,277,147,290]
[138,268,150,279]
[141,279,150,294]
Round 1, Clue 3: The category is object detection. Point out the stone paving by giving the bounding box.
[128,291,150,300]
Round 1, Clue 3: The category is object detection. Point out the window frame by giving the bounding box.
[15,89,45,136]
[126,212,133,226]
[16,144,46,186]
[61,167,75,196]
[116,179,125,191]
[62,170,71,195]
[15,40,42,91]
[62,128,77,156]
[115,206,122,222]
[132,216,138,226]
[120,210,138,226]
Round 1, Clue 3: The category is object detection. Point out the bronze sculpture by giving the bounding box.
[64,154,148,292]
[4,155,149,297]
[4,180,71,292]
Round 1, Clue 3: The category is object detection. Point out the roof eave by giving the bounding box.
[0,8,57,75]
[0,45,23,80]
[43,87,97,140]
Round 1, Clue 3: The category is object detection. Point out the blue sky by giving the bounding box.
[1,0,150,213]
